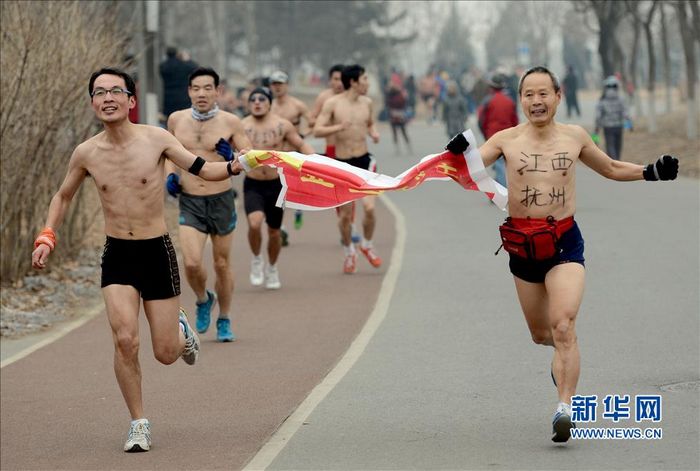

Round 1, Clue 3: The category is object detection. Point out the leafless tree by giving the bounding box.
[675,0,698,139]
[659,3,674,113]
[628,1,659,132]
[574,1,626,79]
[0,1,128,283]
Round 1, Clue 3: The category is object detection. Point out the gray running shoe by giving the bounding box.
[179,309,200,365]
[552,408,575,442]
[124,419,151,452]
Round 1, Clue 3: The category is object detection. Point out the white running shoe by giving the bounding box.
[124,419,151,452]
[250,256,264,286]
[265,265,281,290]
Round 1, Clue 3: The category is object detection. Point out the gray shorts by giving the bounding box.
[179,189,237,235]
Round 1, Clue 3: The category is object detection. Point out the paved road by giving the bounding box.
[2,101,698,470]
[0,181,394,469]
[262,117,699,470]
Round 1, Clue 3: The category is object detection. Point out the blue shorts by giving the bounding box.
[508,221,585,283]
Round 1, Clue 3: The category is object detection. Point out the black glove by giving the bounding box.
[445,132,469,154]
[643,155,678,181]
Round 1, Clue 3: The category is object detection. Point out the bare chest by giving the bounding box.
[87,147,163,196]
[272,101,301,123]
[244,121,285,149]
[333,102,370,126]
[173,118,231,151]
[503,139,582,212]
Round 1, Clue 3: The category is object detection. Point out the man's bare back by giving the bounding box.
[168,110,248,195]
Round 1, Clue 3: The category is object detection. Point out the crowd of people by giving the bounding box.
[29,46,678,454]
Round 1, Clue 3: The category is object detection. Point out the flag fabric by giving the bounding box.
[237,129,508,211]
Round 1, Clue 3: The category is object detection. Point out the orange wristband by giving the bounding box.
[34,227,56,251]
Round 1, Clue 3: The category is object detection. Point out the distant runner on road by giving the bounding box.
[313,64,382,274]
[166,67,251,343]
[31,67,243,453]
[227,86,313,290]
[466,65,678,443]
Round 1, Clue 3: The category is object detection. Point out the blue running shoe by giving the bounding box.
[552,408,575,443]
[216,318,236,342]
[195,290,216,334]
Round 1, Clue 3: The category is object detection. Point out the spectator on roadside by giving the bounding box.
[563,65,581,118]
[442,81,469,139]
[478,73,518,186]
[595,75,632,161]
[159,46,198,119]
[386,81,412,154]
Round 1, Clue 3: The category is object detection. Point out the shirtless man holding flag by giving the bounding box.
[464,65,679,442]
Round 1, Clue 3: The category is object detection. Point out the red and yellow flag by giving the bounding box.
[237,130,507,211]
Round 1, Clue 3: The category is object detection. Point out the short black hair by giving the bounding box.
[88,67,136,97]
[188,67,220,87]
[518,65,560,96]
[166,46,177,58]
[329,64,344,78]
[341,64,365,90]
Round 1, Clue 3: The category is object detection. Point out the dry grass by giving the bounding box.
[623,101,700,178]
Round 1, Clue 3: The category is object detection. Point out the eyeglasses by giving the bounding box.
[91,87,132,98]
[249,95,269,103]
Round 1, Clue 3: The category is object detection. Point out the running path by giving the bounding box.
[0,195,394,470]
[262,120,700,470]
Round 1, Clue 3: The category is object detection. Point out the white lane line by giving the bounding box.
[1,302,103,369]
[243,194,406,470]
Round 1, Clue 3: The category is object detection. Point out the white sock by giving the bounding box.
[557,402,571,414]
[361,239,373,249]
[131,418,148,426]
[253,254,263,262]
[343,244,356,256]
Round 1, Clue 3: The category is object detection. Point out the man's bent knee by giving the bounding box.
[153,345,179,365]
[531,329,553,346]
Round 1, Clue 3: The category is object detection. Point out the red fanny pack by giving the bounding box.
[497,216,574,260]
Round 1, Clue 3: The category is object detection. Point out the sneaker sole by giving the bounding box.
[552,415,574,443]
[125,443,150,452]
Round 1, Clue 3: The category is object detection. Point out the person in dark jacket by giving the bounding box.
[563,65,581,118]
[159,47,198,119]
[478,73,518,186]
[594,76,631,160]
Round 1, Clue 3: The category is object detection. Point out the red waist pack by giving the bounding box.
[498,216,574,260]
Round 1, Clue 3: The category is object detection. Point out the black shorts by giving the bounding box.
[179,189,237,236]
[101,234,181,300]
[508,221,585,283]
[243,177,284,229]
[338,153,377,172]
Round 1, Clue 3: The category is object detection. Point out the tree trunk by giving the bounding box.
[659,4,673,113]
[644,2,658,133]
[628,13,643,120]
[676,0,698,139]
